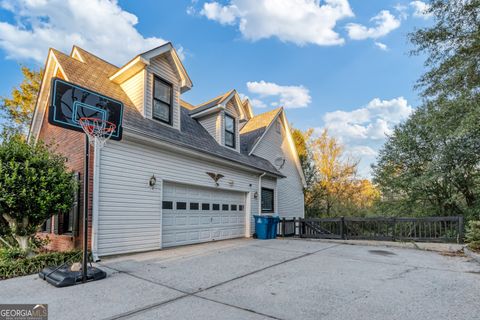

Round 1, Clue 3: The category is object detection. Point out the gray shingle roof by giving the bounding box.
[240,108,282,154]
[52,47,283,177]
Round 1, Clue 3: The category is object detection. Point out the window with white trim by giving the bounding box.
[153,76,173,124]
[261,188,274,213]
[224,114,235,148]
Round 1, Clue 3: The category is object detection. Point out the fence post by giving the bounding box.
[458,216,464,244]
[282,217,286,237]
[340,217,345,240]
[299,218,304,237]
[293,217,297,237]
[392,217,396,241]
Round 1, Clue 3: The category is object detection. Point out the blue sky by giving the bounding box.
[0,0,432,177]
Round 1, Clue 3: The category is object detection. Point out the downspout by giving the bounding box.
[91,140,101,262]
[258,172,266,215]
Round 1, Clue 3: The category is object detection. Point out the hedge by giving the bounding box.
[0,250,82,280]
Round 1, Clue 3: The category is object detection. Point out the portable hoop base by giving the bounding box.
[39,265,106,288]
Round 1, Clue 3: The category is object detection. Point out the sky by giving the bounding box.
[0,0,433,177]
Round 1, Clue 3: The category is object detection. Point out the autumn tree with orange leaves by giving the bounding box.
[293,128,379,217]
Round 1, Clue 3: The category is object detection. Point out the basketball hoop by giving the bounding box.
[79,117,116,148]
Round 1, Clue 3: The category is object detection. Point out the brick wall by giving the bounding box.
[36,109,94,252]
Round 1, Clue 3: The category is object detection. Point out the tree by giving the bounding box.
[295,129,380,217]
[373,0,480,220]
[291,128,317,186]
[410,0,480,99]
[1,67,43,134]
[0,134,77,250]
[373,95,480,219]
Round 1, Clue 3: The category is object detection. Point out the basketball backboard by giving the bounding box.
[48,78,123,141]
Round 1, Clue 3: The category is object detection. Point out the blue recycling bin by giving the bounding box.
[254,215,270,239]
[268,216,280,239]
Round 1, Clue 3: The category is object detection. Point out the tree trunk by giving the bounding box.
[2,213,31,251]
[15,236,29,251]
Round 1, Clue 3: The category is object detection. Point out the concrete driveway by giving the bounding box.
[1,239,479,320]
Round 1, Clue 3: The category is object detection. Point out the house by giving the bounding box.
[28,43,306,257]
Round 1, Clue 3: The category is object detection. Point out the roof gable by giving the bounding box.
[240,108,282,154]
[109,42,192,92]
[240,108,307,187]
[191,90,246,120]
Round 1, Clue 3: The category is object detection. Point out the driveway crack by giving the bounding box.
[100,243,340,320]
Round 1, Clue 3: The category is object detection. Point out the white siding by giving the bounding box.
[253,117,305,218]
[97,136,262,256]
[198,112,221,143]
[120,70,145,114]
[145,54,181,130]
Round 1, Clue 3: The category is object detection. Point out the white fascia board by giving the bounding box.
[109,56,149,84]
[28,50,68,143]
[280,112,307,187]
[190,105,225,118]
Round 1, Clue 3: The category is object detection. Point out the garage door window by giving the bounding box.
[261,188,274,213]
[239,205,244,211]
[190,202,199,210]
[213,204,220,211]
[163,201,173,209]
[177,202,187,210]
[202,203,210,210]
[231,204,237,211]
[222,204,229,211]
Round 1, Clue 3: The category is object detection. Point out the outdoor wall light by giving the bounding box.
[254,191,258,199]
[149,174,157,189]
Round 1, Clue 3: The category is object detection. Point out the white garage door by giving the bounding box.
[162,182,246,248]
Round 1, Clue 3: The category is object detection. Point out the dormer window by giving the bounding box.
[153,76,173,124]
[225,114,236,148]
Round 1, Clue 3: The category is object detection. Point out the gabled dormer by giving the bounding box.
[110,43,192,131]
[190,90,248,153]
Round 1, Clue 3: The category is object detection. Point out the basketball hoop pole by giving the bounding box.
[82,135,90,283]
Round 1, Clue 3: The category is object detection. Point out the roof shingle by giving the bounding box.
[240,108,282,154]
[51,47,282,177]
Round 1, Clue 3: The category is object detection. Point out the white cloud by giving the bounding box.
[351,146,377,157]
[246,80,311,109]
[250,98,267,109]
[410,1,432,19]
[374,41,388,51]
[319,97,413,178]
[346,10,401,40]
[394,4,409,20]
[200,2,239,25]
[199,0,354,46]
[322,97,412,141]
[0,0,168,65]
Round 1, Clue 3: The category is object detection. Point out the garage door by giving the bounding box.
[162,182,246,248]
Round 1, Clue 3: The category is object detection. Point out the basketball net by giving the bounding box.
[79,117,116,148]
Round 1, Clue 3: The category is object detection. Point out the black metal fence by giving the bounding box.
[278,216,464,243]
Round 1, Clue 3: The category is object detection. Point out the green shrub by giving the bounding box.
[0,247,27,263]
[465,220,480,252]
[0,250,81,280]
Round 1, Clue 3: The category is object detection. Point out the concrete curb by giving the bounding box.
[289,237,465,253]
[464,247,480,264]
